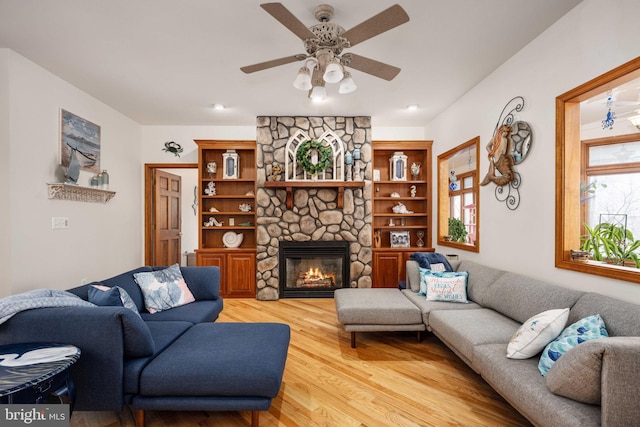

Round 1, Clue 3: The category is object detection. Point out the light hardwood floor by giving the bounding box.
[71,298,532,427]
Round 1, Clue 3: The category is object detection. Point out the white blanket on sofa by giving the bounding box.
[0,289,95,325]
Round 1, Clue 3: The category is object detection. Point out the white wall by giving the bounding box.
[426,0,640,303]
[4,50,143,294]
[0,50,11,297]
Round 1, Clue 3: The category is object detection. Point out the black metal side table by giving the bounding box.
[0,343,80,411]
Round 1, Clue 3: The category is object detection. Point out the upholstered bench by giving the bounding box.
[334,288,425,348]
[131,322,291,427]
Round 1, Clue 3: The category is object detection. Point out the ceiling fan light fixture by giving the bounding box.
[338,72,357,94]
[323,59,344,84]
[293,66,312,90]
[310,82,327,102]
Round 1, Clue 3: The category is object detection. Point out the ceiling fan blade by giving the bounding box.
[261,3,316,41]
[241,55,303,74]
[342,4,409,47]
[346,54,401,81]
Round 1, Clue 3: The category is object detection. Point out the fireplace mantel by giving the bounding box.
[263,181,365,209]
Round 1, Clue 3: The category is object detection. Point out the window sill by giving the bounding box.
[556,258,640,284]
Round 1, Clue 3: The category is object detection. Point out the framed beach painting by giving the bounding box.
[60,109,100,174]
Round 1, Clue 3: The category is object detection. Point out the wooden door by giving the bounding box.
[153,170,181,266]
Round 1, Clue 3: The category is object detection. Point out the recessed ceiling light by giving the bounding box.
[406,104,419,111]
[212,103,225,111]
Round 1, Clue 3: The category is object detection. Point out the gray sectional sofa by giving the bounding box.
[337,259,640,426]
[0,266,290,427]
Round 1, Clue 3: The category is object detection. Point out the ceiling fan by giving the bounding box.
[240,3,410,99]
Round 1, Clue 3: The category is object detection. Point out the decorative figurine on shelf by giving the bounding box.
[204,217,223,227]
[207,162,217,178]
[239,203,252,212]
[269,163,283,181]
[410,185,417,198]
[222,231,244,248]
[390,192,400,198]
[209,206,219,212]
[204,181,216,196]
[374,230,381,248]
[392,202,413,214]
[222,149,239,179]
[354,162,361,181]
[411,162,421,180]
[416,231,425,247]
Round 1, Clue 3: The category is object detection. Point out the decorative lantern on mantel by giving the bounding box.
[390,151,408,181]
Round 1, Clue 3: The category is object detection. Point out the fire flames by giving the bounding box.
[297,266,336,287]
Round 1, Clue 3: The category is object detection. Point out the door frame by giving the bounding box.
[144,163,198,265]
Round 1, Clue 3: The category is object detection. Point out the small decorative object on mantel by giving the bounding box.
[269,163,283,181]
[390,151,408,181]
[480,96,532,211]
[223,150,239,179]
[207,162,217,178]
[163,141,183,157]
[204,181,216,196]
[239,203,252,212]
[222,231,244,248]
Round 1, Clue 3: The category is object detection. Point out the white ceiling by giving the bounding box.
[0,0,582,127]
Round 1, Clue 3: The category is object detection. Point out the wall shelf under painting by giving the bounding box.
[47,183,116,203]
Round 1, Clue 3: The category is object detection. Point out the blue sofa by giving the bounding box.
[0,266,290,427]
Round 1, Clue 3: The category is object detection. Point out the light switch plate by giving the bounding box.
[52,217,69,229]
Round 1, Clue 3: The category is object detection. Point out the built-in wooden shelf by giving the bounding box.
[47,183,116,203]
[263,180,365,209]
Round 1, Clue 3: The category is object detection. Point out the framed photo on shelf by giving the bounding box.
[390,230,410,248]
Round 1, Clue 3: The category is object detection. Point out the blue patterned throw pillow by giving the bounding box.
[133,264,195,314]
[418,268,469,303]
[538,314,608,376]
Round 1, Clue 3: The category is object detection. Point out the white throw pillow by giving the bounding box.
[507,308,570,359]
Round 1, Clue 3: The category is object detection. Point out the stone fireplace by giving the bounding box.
[278,241,350,298]
[255,116,373,300]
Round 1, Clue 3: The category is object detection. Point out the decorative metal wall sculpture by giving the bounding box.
[480,96,532,210]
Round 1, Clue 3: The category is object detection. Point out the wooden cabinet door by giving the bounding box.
[373,252,402,288]
[226,252,256,298]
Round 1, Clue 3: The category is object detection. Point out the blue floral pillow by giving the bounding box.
[133,264,195,314]
[538,314,608,376]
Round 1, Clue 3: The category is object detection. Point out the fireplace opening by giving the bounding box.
[279,241,350,298]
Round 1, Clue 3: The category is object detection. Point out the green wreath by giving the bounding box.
[296,140,332,175]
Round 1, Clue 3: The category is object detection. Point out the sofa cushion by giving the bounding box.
[482,272,583,324]
[455,260,505,305]
[140,299,223,323]
[173,266,220,300]
[123,321,193,395]
[89,285,140,315]
[544,338,607,405]
[569,292,640,337]
[422,270,469,303]
[101,267,153,312]
[134,264,196,314]
[538,314,609,376]
[429,309,520,367]
[473,343,601,427]
[139,322,290,398]
[401,289,482,328]
[507,308,569,359]
[118,307,156,358]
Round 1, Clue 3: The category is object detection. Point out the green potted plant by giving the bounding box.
[580,222,640,268]
[448,217,468,243]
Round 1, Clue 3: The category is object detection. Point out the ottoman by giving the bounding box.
[131,322,290,427]
[334,288,425,348]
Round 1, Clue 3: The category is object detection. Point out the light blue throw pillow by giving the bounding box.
[418,268,469,303]
[538,314,608,376]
